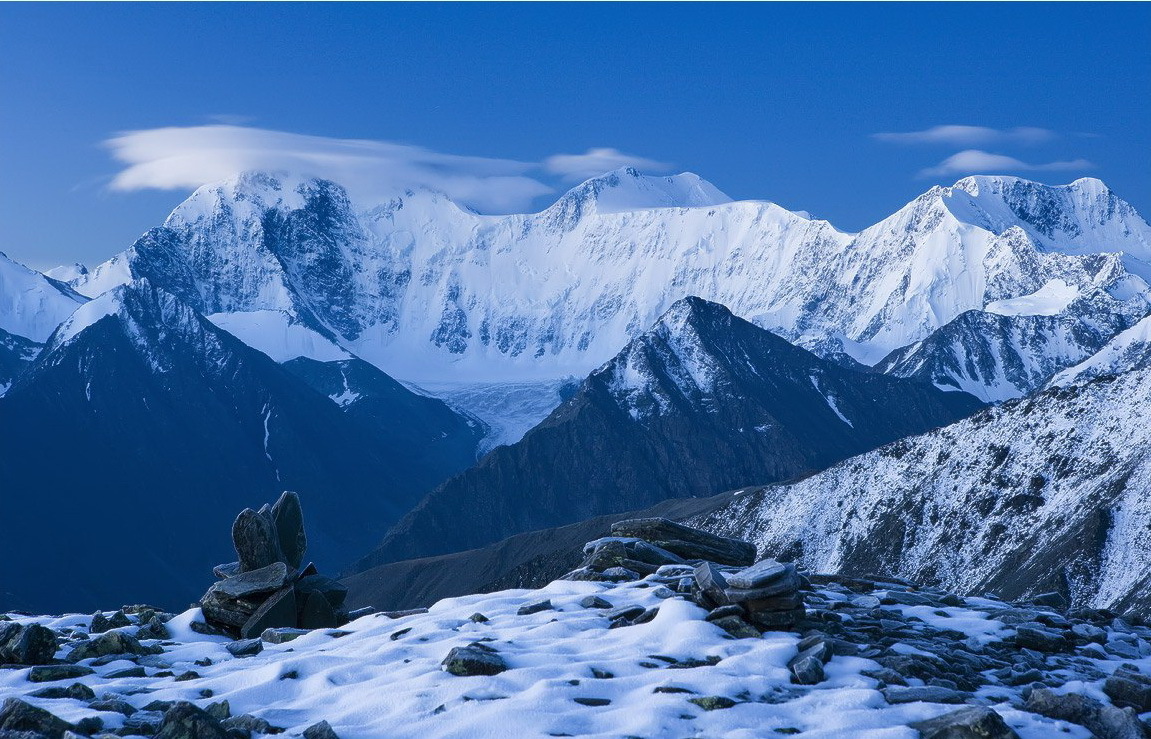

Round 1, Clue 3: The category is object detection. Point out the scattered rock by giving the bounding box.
[302,720,340,739]
[27,665,94,683]
[517,600,554,616]
[225,639,263,658]
[28,683,94,701]
[909,706,1020,739]
[69,630,160,661]
[573,697,611,706]
[0,697,76,739]
[1103,665,1151,711]
[687,696,737,711]
[1025,687,1145,739]
[0,623,57,665]
[881,686,968,704]
[154,701,229,739]
[441,644,508,676]
[261,628,309,645]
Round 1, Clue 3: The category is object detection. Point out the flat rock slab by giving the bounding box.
[726,559,789,590]
[271,491,308,569]
[240,585,296,640]
[0,697,76,738]
[609,518,756,567]
[209,561,293,599]
[27,665,95,683]
[261,628,310,645]
[225,638,263,658]
[882,686,968,704]
[155,700,230,739]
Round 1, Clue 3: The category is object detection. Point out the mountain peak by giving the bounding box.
[556,168,732,214]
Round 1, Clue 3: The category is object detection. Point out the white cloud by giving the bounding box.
[543,147,672,182]
[874,125,1057,147]
[104,125,554,213]
[918,149,1095,178]
[104,126,676,213]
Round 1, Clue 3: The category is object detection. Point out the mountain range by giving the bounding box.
[1,167,1150,614]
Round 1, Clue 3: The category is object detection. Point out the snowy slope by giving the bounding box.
[691,366,1151,612]
[0,251,87,343]
[71,171,1151,390]
[1049,313,1151,387]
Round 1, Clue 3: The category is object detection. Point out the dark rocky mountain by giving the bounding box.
[0,327,40,394]
[353,297,983,572]
[688,362,1151,612]
[0,280,478,614]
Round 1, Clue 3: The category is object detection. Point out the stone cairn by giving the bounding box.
[563,517,806,634]
[199,492,351,639]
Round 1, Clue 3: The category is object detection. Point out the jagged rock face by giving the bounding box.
[1049,313,1151,387]
[71,172,1151,389]
[356,297,982,570]
[876,290,1139,401]
[0,280,479,613]
[689,365,1151,612]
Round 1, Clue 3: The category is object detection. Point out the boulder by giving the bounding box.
[261,628,309,644]
[1103,666,1151,712]
[1025,688,1145,739]
[0,623,56,665]
[27,665,93,683]
[231,508,282,573]
[726,559,789,590]
[441,643,508,676]
[609,518,756,566]
[296,574,349,611]
[154,701,229,739]
[69,630,160,661]
[789,655,825,685]
[0,698,76,739]
[224,638,263,658]
[270,491,307,569]
[303,720,340,739]
[909,706,1020,739]
[299,592,339,630]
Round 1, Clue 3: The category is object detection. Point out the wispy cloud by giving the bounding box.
[103,126,673,213]
[918,149,1095,178]
[874,125,1057,147]
[544,147,672,182]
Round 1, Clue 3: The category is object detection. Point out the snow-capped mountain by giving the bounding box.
[690,364,1151,612]
[67,171,1151,413]
[0,251,87,343]
[1048,313,1151,387]
[357,297,982,571]
[0,279,480,613]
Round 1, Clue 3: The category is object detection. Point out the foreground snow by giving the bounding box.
[4,574,1139,738]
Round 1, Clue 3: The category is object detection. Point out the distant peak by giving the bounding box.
[557,169,732,214]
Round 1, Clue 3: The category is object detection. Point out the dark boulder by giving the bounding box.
[0,623,56,665]
[155,701,230,739]
[0,698,76,739]
[303,720,341,739]
[441,643,508,676]
[270,491,307,569]
[232,508,282,573]
[908,706,1020,739]
[610,518,756,566]
[239,586,297,640]
[207,562,293,600]
[1025,688,1145,739]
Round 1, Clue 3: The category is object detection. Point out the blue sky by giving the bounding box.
[1,2,1148,269]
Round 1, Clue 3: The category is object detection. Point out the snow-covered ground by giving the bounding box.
[4,573,1141,739]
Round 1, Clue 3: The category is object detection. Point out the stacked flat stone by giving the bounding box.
[199,492,350,638]
[561,517,757,582]
[693,558,806,632]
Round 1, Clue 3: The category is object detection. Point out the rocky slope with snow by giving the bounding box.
[0,279,480,614]
[690,363,1151,613]
[0,251,87,344]
[67,171,1151,407]
[358,297,982,570]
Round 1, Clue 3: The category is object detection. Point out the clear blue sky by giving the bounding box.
[1,2,1148,270]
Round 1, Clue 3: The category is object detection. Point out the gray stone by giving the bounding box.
[579,596,613,609]
[303,720,340,739]
[1014,625,1067,653]
[29,683,95,701]
[1025,687,1145,739]
[609,518,756,566]
[0,698,76,739]
[517,600,554,616]
[89,699,136,716]
[120,710,164,736]
[270,491,307,569]
[208,562,292,600]
[710,615,761,639]
[1028,592,1068,610]
[223,714,280,735]
[260,628,309,645]
[27,665,94,683]
[723,566,801,604]
[687,695,737,711]
[693,562,731,605]
[224,639,263,658]
[204,701,229,721]
[231,508,282,573]
[726,559,789,590]
[1103,667,1151,712]
[154,701,229,739]
[881,686,967,704]
[0,623,56,665]
[239,586,297,640]
[69,630,160,661]
[789,655,825,685]
[441,644,508,676]
[909,706,1020,739]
